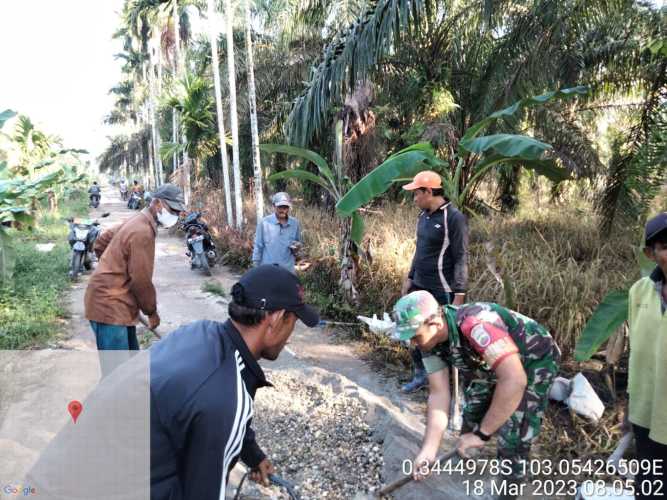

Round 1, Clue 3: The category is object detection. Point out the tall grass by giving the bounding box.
[200,183,639,360]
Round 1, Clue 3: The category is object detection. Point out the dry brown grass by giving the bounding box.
[298,201,637,359]
[193,183,640,360]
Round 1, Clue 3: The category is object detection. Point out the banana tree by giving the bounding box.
[0,169,70,283]
[336,87,586,225]
[160,73,219,187]
[261,122,437,303]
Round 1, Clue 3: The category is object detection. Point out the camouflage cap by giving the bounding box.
[392,290,441,341]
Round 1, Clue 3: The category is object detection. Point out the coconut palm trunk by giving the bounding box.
[173,0,189,203]
[156,31,164,186]
[243,0,263,222]
[207,0,234,226]
[150,34,163,188]
[224,0,243,228]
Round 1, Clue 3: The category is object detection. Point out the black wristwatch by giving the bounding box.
[473,424,492,442]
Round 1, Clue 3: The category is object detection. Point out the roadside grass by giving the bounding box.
[202,280,226,297]
[0,194,88,349]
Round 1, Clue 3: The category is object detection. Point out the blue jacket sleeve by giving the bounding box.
[240,421,266,468]
[252,220,264,265]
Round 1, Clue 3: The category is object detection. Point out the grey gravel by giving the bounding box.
[233,370,384,499]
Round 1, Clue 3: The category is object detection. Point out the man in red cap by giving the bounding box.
[399,170,469,393]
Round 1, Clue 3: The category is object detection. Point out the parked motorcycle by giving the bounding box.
[67,213,110,279]
[180,211,217,275]
[127,191,143,210]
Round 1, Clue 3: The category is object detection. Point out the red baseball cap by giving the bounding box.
[402,171,442,191]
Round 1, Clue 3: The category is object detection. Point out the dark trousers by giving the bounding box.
[89,321,140,378]
[408,286,454,374]
[633,424,667,499]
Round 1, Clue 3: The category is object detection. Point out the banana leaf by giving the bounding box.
[267,169,333,194]
[336,144,437,217]
[459,133,551,160]
[29,170,64,189]
[0,109,17,129]
[33,159,55,170]
[574,290,629,362]
[57,148,89,155]
[260,144,337,194]
[461,86,589,145]
[463,156,570,202]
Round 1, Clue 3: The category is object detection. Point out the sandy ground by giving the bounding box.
[0,186,500,500]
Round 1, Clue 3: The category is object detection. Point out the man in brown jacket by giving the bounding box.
[84,183,185,376]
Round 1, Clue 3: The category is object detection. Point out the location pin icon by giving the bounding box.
[68,400,83,423]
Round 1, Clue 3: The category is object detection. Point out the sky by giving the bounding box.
[0,0,126,160]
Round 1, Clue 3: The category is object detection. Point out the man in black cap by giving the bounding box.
[150,264,319,500]
[624,212,667,497]
[85,183,186,376]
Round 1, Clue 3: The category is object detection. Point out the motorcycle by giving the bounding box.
[127,191,143,210]
[89,193,100,208]
[67,213,110,279]
[180,211,217,275]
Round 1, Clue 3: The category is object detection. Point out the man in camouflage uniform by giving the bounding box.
[393,290,560,491]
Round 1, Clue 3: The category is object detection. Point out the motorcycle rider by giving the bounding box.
[119,178,128,201]
[128,180,144,209]
[88,181,101,207]
[85,183,186,377]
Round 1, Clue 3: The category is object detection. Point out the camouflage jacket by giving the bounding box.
[422,302,560,379]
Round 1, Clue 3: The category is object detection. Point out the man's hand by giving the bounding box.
[456,432,486,458]
[250,458,275,486]
[401,278,412,296]
[452,293,466,306]
[148,312,160,330]
[412,449,436,481]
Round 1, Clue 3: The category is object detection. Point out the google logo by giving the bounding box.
[2,484,37,496]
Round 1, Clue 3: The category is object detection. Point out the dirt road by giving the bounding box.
[1,186,489,500]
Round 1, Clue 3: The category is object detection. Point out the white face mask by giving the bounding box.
[157,207,179,228]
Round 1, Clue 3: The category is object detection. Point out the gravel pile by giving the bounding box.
[234,369,384,499]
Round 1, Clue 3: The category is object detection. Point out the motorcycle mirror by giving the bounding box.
[65,217,74,223]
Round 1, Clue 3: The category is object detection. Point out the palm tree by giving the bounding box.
[225,0,244,228]
[207,0,234,225]
[161,73,219,180]
[243,0,264,222]
[283,0,664,218]
[172,0,183,181]
[149,32,164,187]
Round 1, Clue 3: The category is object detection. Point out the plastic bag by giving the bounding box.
[566,373,605,422]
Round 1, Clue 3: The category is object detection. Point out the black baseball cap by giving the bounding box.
[152,183,186,212]
[645,212,667,245]
[231,264,320,327]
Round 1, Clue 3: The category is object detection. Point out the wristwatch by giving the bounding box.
[473,424,492,442]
